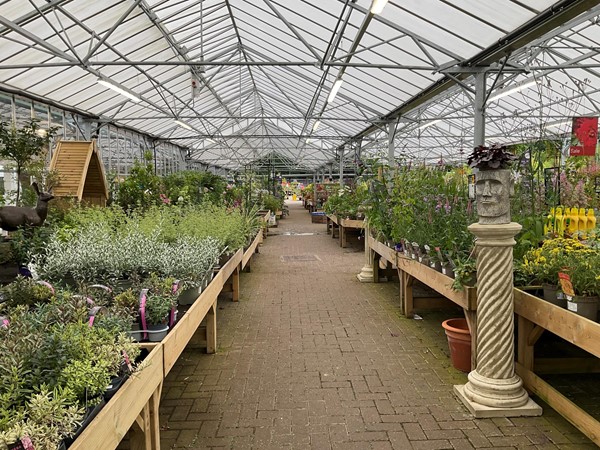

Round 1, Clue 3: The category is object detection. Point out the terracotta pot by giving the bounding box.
[566,295,599,321]
[441,318,471,372]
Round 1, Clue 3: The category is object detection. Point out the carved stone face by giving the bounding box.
[475,170,513,224]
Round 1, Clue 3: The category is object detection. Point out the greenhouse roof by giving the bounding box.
[1,0,600,172]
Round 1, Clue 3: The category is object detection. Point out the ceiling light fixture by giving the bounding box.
[312,120,321,131]
[174,119,193,131]
[418,119,441,130]
[327,78,344,104]
[97,77,141,103]
[487,78,539,103]
[370,0,389,15]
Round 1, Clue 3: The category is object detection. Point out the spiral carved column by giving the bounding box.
[454,222,542,417]
[357,221,374,282]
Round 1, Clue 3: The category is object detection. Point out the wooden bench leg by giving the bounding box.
[206,301,217,354]
[340,226,346,248]
[130,403,152,450]
[404,272,414,318]
[149,382,162,450]
[517,315,544,372]
[232,266,240,302]
[373,253,380,283]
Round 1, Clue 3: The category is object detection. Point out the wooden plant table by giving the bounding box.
[514,289,600,447]
[367,234,600,444]
[162,248,243,375]
[242,231,263,272]
[326,215,365,247]
[367,235,478,368]
[69,345,164,450]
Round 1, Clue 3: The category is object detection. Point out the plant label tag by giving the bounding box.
[558,272,575,297]
[567,301,577,312]
[8,437,35,450]
[122,350,134,373]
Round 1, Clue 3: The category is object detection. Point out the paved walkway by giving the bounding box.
[160,201,595,449]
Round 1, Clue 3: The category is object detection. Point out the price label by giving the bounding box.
[558,272,575,297]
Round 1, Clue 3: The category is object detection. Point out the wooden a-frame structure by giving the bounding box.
[49,140,109,206]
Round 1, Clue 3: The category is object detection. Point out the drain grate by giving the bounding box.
[280,254,320,262]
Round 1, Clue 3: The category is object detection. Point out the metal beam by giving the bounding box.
[0,15,78,62]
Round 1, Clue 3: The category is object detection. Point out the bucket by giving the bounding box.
[441,318,472,372]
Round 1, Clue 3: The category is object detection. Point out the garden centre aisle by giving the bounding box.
[159,201,594,450]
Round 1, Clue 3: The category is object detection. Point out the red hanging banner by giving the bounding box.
[569,116,598,156]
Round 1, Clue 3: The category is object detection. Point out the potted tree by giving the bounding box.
[0,119,57,205]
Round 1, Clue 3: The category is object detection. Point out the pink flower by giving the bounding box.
[160,193,171,204]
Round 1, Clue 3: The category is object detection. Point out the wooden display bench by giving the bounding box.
[70,244,260,450]
[69,345,164,450]
[242,231,263,273]
[327,215,365,248]
[514,289,600,447]
[367,235,600,445]
[367,235,477,367]
[163,248,243,375]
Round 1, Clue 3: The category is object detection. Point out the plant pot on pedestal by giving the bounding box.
[441,318,471,372]
[566,295,598,321]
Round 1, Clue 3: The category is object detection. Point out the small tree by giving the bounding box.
[0,119,57,205]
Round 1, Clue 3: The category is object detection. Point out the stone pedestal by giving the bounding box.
[357,224,374,282]
[455,222,541,418]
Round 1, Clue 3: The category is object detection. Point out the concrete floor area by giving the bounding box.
[159,200,595,449]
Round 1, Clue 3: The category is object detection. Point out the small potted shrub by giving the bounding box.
[0,276,54,308]
[143,293,173,341]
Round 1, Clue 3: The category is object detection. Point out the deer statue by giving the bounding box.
[0,182,54,231]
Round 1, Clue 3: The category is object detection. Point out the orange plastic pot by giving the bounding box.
[442,318,472,373]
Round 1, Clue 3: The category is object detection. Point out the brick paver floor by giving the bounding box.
[160,201,596,449]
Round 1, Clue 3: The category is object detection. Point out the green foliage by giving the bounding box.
[116,152,161,211]
[261,193,283,213]
[0,276,54,308]
[0,119,57,205]
[144,293,173,325]
[323,184,367,219]
[162,171,227,206]
[0,386,83,450]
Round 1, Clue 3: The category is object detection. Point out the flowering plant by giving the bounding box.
[518,237,599,295]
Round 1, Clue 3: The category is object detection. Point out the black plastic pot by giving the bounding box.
[104,375,128,401]
[63,398,106,447]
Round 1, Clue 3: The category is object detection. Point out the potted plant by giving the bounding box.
[143,292,173,341]
[561,251,600,321]
[0,276,54,308]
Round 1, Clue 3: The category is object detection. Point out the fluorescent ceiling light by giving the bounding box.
[174,119,193,131]
[488,78,538,103]
[370,0,389,14]
[312,120,321,131]
[418,119,441,130]
[545,120,571,129]
[327,78,344,104]
[97,77,141,103]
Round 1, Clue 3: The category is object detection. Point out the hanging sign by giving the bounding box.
[569,117,598,156]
